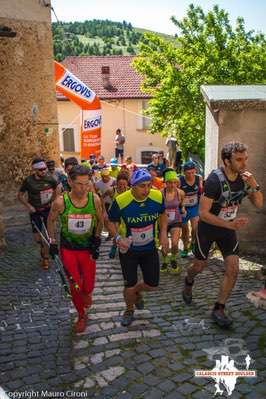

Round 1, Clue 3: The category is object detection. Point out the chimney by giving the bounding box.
[101,66,112,90]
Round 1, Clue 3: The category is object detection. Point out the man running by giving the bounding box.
[179,161,203,257]
[182,142,263,328]
[18,158,59,269]
[47,165,103,333]
[108,169,168,326]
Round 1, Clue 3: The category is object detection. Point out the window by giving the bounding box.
[141,151,158,164]
[137,100,151,130]
[142,100,151,129]
[62,128,75,152]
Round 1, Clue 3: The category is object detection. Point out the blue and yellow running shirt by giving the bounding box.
[108,189,165,252]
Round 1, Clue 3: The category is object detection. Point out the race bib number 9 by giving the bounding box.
[218,205,238,221]
[68,214,92,234]
[131,224,154,246]
[184,194,198,207]
[40,188,53,205]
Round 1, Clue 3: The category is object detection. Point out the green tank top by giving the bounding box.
[60,192,96,249]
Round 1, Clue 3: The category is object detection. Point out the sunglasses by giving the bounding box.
[37,168,47,172]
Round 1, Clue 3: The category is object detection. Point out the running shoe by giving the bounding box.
[121,309,134,327]
[74,315,88,333]
[135,293,144,310]
[41,257,49,270]
[211,308,233,329]
[180,249,189,258]
[160,262,168,272]
[170,259,181,273]
[109,245,117,259]
[182,277,194,305]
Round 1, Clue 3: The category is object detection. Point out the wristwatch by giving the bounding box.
[249,184,260,193]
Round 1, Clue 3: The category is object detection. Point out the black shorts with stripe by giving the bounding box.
[194,221,239,260]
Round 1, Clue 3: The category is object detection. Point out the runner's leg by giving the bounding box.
[60,248,84,317]
[217,255,239,304]
[78,250,96,308]
[190,215,199,248]
[170,227,181,271]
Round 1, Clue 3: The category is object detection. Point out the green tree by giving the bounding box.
[133,4,266,159]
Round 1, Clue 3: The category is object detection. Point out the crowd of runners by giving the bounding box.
[18,142,263,333]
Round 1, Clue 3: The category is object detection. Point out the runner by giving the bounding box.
[147,164,164,190]
[109,158,120,179]
[179,161,203,257]
[107,172,130,259]
[182,142,263,328]
[18,158,59,269]
[95,169,116,240]
[108,168,168,326]
[59,157,78,192]
[161,169,186,273]
[47,165,103,333]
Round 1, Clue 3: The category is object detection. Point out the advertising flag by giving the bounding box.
[54,61,102,157]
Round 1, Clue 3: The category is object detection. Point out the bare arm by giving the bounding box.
[248,191,263,209]
[241,171,263,209]
[17,191,35,213]
[159,211,168,234]
[47,196,64,241]
[158,211,168,253]
[107,221,118,238]
[178,189,186,209]
[53,184,62,199]
[93,193,104,237]
[199,195,248,230]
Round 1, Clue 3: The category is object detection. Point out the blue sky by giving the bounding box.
[51,0,266,35]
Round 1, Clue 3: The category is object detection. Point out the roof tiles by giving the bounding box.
[57,55,150,100]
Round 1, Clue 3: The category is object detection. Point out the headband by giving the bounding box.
[32,161,46,170]
[164,170,178,182]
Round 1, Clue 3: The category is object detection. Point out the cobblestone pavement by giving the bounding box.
[0,225,266,398]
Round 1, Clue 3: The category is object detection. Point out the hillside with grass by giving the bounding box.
[52,19,174,61]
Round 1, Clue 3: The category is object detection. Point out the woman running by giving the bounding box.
[161,169,186,273]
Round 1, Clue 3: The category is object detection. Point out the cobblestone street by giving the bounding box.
[0,224,265,399]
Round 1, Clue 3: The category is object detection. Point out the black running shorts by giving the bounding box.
[119,248,160,288]
[30,208,50,234]
[194,221,239,260]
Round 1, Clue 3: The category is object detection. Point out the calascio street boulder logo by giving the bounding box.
[194,354,256,396]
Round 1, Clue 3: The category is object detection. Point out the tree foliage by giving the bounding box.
[133,4,266,159]
[52,19,143,60]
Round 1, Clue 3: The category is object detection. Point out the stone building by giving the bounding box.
[0,0,59,248]
[201,85,266,254]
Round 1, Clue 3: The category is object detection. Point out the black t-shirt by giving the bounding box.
[20,174,57,208]
[203,169,245,216]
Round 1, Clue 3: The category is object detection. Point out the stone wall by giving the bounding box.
[0,1,59,246]
[218,109,266,254]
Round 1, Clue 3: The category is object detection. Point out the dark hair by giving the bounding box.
[221,142,248,164]
[32,158,45,165]
[69,165,89,180]
[46,160,55,167]
[117,171,129,182]
[116,129,121,134]
[64,157,78,168]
